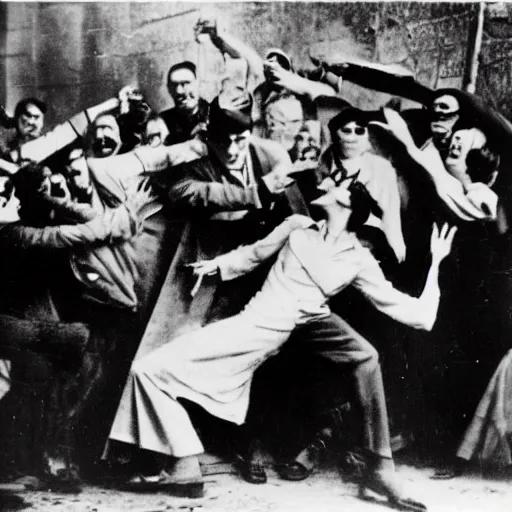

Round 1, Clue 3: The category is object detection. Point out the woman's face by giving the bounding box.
[335,121,369,158]
[445,128,486,176]
[311,177,351,208]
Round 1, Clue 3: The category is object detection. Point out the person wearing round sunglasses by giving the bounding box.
[316,107,406,265]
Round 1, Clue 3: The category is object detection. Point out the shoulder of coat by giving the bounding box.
[250,135,288,156]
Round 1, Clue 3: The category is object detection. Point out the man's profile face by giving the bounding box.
[17,103,44,141]
[210,130,251,171]
[430,94,460,145]
[91,114,121,158]
[168,68,199,113]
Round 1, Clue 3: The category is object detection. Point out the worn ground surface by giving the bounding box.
[2,461,512,512]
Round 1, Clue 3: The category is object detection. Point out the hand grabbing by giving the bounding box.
[369,108,416,150]
[194,18,217,43]
[187,259,219,278]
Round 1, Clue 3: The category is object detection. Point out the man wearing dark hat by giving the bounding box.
[159,61,209,144]
[105,87,309,478]
[130,85,303,358]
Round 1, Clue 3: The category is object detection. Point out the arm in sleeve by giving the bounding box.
[169,177,264,213]
[352,250,441,330]
[209,29,265,84]
[49,200,97,223]
[273,69,337,100]
[216,214,315,280]
[18,98,119,164]
[0,204,139,250]
[332,62,434,105]
[373,161,406,261]
[380,110,490,221]
[410,146,490,221]
[87,140,208,187]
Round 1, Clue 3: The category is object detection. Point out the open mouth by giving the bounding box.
[93,138,117,156]
[449,147,461,158]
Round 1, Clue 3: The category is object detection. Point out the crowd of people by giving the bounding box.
[0,18,511,512]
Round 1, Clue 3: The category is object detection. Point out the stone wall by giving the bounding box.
[1,2,476,127]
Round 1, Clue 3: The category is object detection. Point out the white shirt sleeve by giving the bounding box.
[352,248,434,330]
[216,214,315,281]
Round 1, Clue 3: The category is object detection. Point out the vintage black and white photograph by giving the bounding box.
[0,2,511,511]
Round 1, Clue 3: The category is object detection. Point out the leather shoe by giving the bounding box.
[124,472,205,498]
[237,457,267,484]
[275,461,311,481]
[276,435,327,481]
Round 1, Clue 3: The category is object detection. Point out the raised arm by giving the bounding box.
[191,214,315,281]
[195,20,265,84]
[372,109,495,221]
[85,139,207,191]
[265,61,336,100]
[0,203,139,250]
[353,223,456,330]
[367,158,406,262]
[314,59,434,105]
[17,97,120,164]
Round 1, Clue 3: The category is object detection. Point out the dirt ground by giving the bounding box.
[4,462,512,512]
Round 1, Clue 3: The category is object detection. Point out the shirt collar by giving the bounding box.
[312,220,358,252]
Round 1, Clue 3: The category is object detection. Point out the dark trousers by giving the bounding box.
[245,313,392,460]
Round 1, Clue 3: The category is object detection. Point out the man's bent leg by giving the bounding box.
[299,313,391,459]
[299,314,426,511]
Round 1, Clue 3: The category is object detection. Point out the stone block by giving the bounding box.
[36,31,82,87]
[5,54,35,89]
[4,28,33,57]
[6,3,35,30]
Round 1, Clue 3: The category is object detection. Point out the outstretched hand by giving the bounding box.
[187,260,219,278]
[369,108,417,150]
[430,223,457,264]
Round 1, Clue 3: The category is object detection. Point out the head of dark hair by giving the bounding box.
[167,61,197,88]
[118,99,153,151]
[14,98,47,120]
[207,90,253,140]
[346,181,382,232]
[466,146,500,186]
[328,107,370,141]
[11,162,53,225]
[0,178,14,203]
